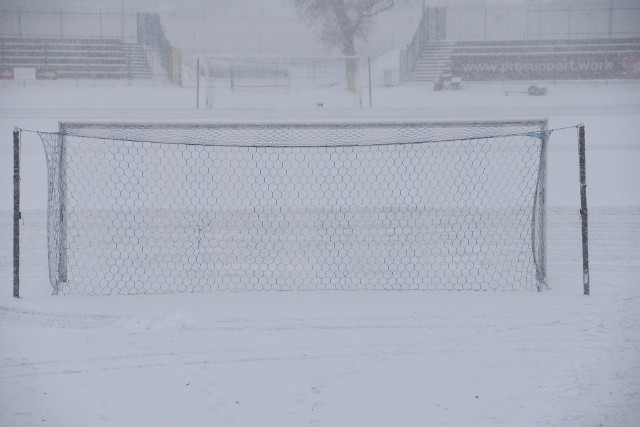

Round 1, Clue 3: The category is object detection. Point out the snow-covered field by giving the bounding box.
[1,79,639,426]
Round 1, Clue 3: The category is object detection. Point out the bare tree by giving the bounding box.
[293,0,395,90]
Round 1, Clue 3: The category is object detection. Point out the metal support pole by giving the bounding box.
[58,134,68,286]
[368,57,372,108]
[13,129,20,298]
[541,120,549,281]
[120,0,125,40]
[18,7,23,37]
[578,125,590,295]
[196,57,200,109]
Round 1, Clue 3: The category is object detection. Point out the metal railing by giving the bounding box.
[402,8,425,82]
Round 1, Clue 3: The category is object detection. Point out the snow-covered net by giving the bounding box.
[39,121,548,295]
[204,56,363,91]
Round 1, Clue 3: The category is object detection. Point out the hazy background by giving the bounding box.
[1,0,601,58]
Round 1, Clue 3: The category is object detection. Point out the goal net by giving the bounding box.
[199,56,365,108]
[38,120,548,295]
[204,56,363,91]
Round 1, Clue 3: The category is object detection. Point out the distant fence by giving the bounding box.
[0,8,138,41]
[410,2,640,45]
[437,2,640,42]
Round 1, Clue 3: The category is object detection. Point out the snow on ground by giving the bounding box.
[0,78,639,426]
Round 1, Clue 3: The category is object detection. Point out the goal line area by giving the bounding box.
[22,120,550,295]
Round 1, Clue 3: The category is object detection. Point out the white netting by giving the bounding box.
[39,121,548,295]
[204,56,362,91]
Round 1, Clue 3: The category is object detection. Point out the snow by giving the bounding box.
[1,78,639,426]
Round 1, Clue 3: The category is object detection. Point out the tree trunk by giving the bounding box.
[343,39,358,92]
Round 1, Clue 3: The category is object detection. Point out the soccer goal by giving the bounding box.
[27,120,549,295]
[197,56,366,108]
[203,55,364,91]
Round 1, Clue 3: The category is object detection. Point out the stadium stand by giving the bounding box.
[402,2,640,83]
[409,38,640,82]
[0,8,179,82]
[0,37,152,79]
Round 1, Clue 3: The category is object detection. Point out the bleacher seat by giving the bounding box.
[0,37,152,79]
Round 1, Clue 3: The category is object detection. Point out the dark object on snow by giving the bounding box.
[504,85,549,96]
[527,85,547,96]
[434,75,462,91]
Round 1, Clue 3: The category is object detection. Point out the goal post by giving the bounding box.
[35,119,550,295]
[13,128,20,298]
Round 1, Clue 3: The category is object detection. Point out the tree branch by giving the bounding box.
[361,0,395,18]
[292,0,396,55]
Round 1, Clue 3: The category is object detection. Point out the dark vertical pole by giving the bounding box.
[484,7,488,41]
[526,7,529,40]
[58,134,68,286]
[368,57,372,108]
[578,125,589,295]
[196,58,200,109]
[127,44,132,81]
[120,0,126,40]
[422,3,427,42]
[567,5,571,39]
[18,7,23,37]
[541,120,549,280]
[13,129,20,298]
[608,3,614,39]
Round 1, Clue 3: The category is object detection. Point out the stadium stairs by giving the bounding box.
[410,42,456,82]
[0,37,153,79]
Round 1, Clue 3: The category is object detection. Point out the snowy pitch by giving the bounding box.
[1,80,639,426]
